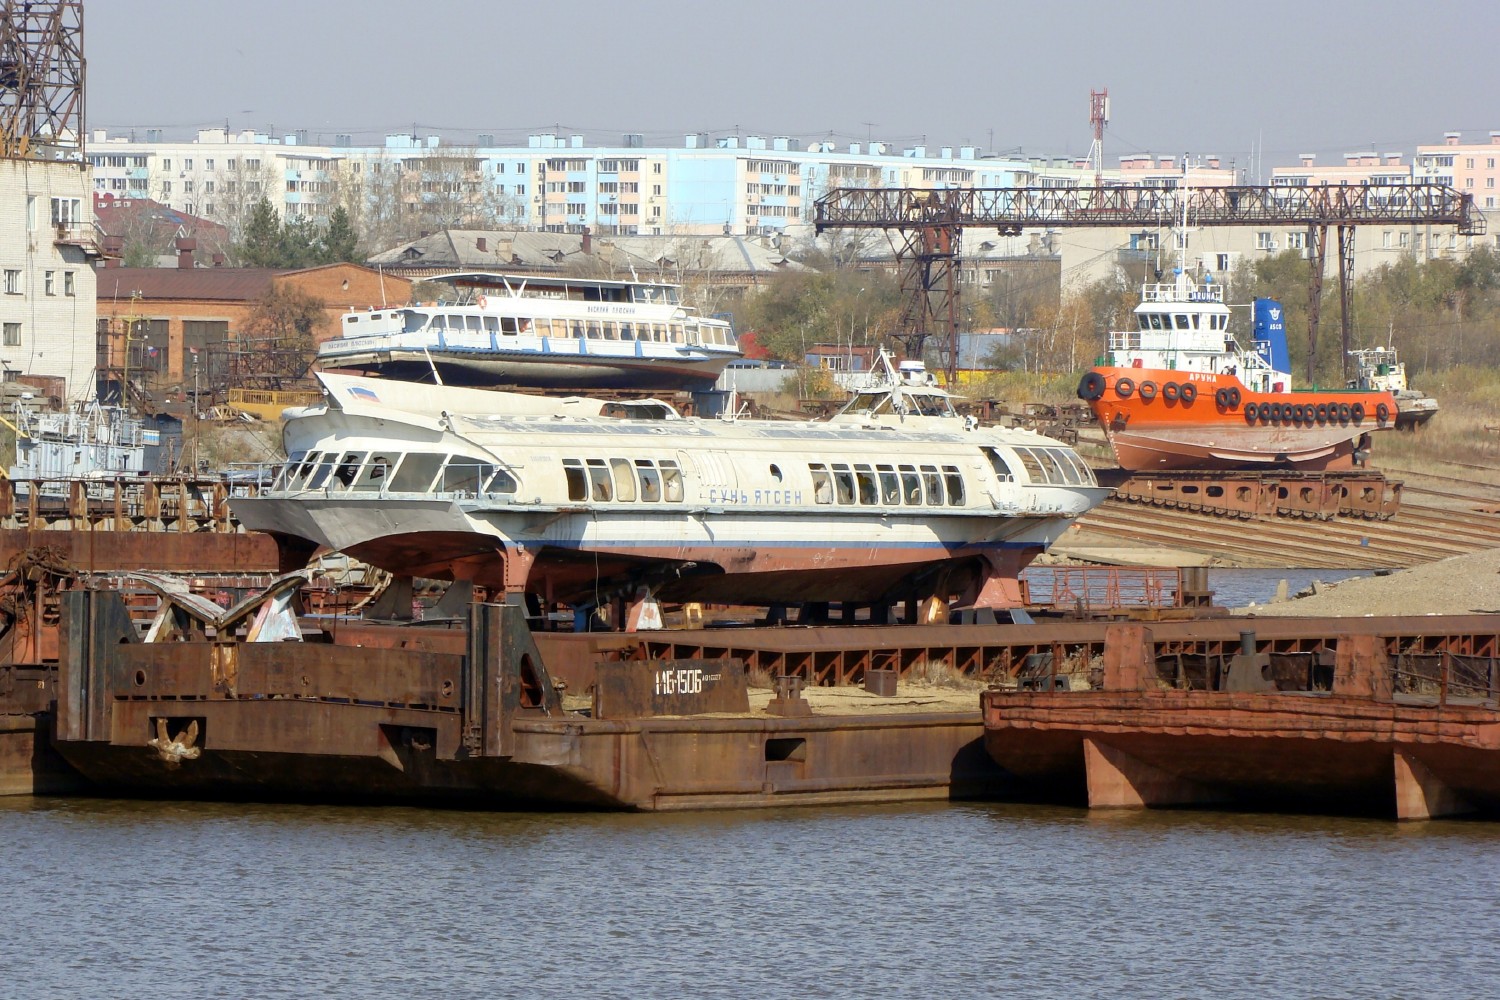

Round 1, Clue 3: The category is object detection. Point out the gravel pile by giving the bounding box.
[1236,547,1500,618]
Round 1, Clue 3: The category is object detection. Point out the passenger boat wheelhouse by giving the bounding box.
[317,272,741,391]
[1079,276,1400,471]
[232,362,1110,618]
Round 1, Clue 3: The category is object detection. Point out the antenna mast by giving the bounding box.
[1087,88,1109,188]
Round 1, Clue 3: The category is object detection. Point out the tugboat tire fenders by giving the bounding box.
[1138,380,1158,400]
[1114,377,1135,399]
[1078,371,1106,400]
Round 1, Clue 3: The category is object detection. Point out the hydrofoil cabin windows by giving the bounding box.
[610,458,637,501]
[388,453,445,492]
[985,448,1016,482]
[921,467,944,505]
[1010,446,1097,486]
[810,461,968,507]
[810,464,833,504]
[586,458,612,500]
[442,458,496,494]
[944,467,966,504]
[636,460,661,501]
[564,457,682,502]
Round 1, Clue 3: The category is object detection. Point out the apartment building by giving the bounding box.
[1266,131,1500,273]
[92,126,1360,294]
[0,157,98,401]
[83,129,1050,244]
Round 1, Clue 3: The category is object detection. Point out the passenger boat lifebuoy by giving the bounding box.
[477,295,488,309]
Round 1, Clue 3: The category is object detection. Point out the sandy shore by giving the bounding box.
[1235,547,1500,617]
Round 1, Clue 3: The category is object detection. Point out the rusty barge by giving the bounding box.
[34,593,1006,810]
[2,568,1498,817]
[982,621,1500,820]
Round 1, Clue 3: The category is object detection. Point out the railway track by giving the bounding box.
[1076,495,1500,569]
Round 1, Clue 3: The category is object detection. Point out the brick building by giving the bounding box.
[94,261,410,399]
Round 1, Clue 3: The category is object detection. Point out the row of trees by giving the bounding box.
[1227,246,1500,382]
[238,199,360,269]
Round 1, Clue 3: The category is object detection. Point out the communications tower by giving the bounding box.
[1087,89,1109,188]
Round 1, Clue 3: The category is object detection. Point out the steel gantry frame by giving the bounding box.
[0,1,84,160]
[815,183,1486,382]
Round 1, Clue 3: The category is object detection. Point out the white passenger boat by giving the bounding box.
[231,356,1110,617]
[317,272,741,391]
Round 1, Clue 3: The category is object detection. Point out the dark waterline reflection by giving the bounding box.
[5,795,1498,998]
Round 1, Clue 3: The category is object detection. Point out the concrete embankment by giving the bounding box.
[1237,547,1500,618]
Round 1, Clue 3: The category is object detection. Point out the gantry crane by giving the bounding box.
[0,1,84,160]
[815,183,1486,383]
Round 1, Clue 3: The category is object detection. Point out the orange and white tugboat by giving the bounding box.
[1077,280,1399,472]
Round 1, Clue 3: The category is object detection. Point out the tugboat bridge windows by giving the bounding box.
[1137,311,1228,332]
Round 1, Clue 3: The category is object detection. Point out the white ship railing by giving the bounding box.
[1140,282,1224,303]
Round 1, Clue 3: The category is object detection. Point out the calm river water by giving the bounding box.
[4,795,1497,998]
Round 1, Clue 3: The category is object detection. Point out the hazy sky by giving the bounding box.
[89,0,1500,171]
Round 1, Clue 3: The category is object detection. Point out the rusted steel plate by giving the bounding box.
[0,529,279,573]
[0,666,54,714]
[593,659,748,719]
[237,644,462,708]
[110,642,463,709]
[110,644,214,699]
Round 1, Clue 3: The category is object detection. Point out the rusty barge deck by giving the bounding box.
[1,586,1497,815]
